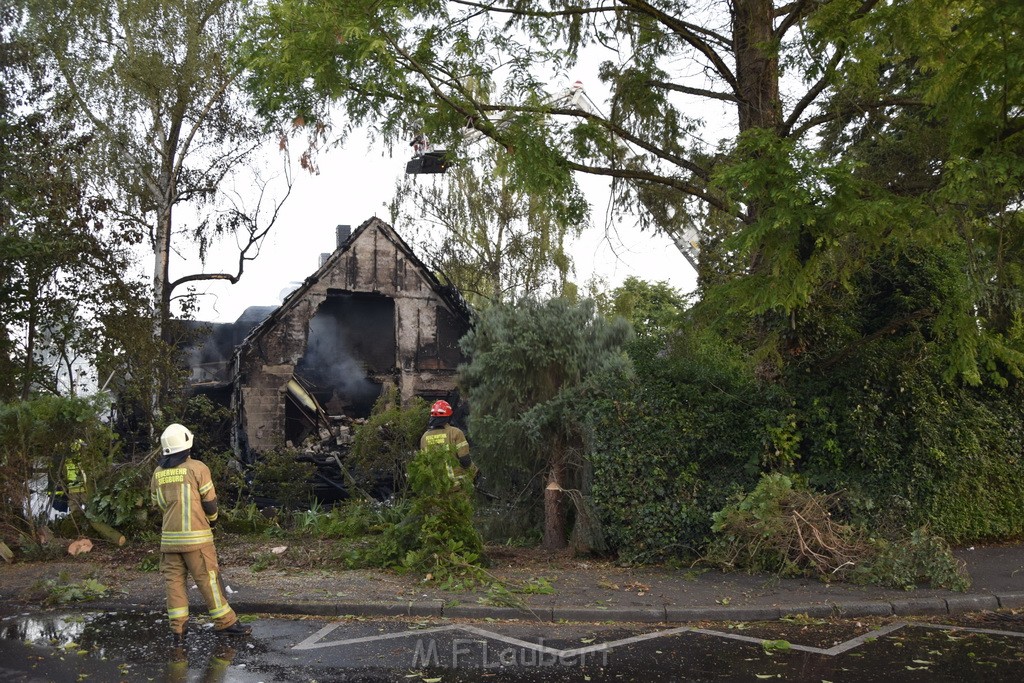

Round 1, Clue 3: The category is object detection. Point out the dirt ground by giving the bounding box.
[0,535,670,612]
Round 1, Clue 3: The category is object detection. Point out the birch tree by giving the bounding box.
[22,0,292,343]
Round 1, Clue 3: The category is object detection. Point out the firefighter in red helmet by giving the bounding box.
[420,400,476,481]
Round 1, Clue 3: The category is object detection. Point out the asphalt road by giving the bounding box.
[2,609,1024,682]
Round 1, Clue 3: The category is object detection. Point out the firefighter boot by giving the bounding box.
[171,626,187,647]
[217,620,252,637]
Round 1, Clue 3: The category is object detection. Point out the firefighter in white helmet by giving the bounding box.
[151,423,251,646]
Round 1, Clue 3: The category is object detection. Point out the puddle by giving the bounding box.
[0,610,264,682]
[2,611,1023,682]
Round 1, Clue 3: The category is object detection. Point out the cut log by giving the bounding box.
[88,519,126,546]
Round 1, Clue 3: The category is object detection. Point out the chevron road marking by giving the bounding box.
[292,620,1024,657]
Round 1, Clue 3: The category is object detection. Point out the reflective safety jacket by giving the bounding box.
[65,459,87,494]
[420,424,470,460]
[150,456,218,552]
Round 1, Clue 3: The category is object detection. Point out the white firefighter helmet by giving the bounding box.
[160,423,194,456]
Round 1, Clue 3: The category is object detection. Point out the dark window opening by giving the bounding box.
[296,292,394,418]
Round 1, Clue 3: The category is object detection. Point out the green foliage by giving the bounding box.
[706,473,854,577]
[138,553,160,572]
[294,498,409,538]
[89,461,151,533]
[38,572,110,605]
[0,12,146,402]
[587,322,776,563]
[219,502,281,535]
[477,577,554,608]
[593,277,689,339]
[248,447,316,510]
[791,246,1024,541]
[393,144,585,307]
[706,473,970,591]
[21,0,287,334]
[196,449,245,507]
[762,640,791,653]
[350,388,428,493]
[371,444,485,586]
[250,551,274,572]
[178,395,234,456]
[460,297,632,548]
[851,528,970,593]
[0,395,118,538]
[236,0,1024,570]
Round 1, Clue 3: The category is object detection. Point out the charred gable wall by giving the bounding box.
[233,218,470,456]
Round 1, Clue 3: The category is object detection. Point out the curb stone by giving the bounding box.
[945,595,999,614]
[666,605,781,622]
[236,601,337,617]
[443,605,541,620]
[828,601,894,618]
[408,601,444,618]
[778,603,838,619]
[891,597,949,616]
[26,594,1018,625]
[996,593,1024,610]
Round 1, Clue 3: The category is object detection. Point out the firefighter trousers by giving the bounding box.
[160,545,237,634]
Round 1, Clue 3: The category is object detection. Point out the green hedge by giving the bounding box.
[586,331,782,563]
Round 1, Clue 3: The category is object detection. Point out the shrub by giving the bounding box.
[0,395,119,540]
[219,502,280,535]
[247,448,316,509]
[295,498,408,538]
[587,325,778,563]
[706,473,970,591]
[349,388,428,495]
[706,473,865,576]
[789,245,1024,542]
[851,528,970,592]
[371,444,485,586]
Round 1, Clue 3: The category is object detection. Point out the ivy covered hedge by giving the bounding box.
[586,330,783,563]
[788,246,1024,543]
[587,248,1024,564]
[795,332,1024,542]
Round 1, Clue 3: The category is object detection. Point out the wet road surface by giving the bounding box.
[2,610,1023,681]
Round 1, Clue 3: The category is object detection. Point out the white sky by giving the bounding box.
[189,134,700,324]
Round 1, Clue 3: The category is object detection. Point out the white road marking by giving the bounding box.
[292,619,1024,657]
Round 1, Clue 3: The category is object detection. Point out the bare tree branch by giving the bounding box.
[782,48,845,137]
[649,79,739,103]
[618,0,739,95]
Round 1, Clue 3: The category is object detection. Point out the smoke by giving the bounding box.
[299,308,381,410]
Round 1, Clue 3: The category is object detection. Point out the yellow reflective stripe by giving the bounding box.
[206,511,218,522]
[208,571,226,613]
[198,481,213,495]
[454,441,468,449]
[210,604,232,619]
[180,483,189,531]
[167,606,189,619]
[155,485,167,510]
[161,530,214,540]
[161,530,214,546]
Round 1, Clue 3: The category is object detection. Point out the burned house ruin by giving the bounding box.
[228,217,472,461]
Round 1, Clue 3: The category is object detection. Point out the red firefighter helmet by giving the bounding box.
[430,400,453,417]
